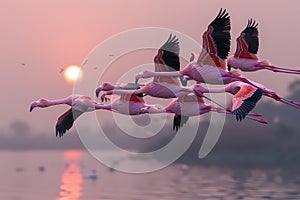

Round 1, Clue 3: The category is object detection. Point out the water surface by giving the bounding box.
[1,150,299,200]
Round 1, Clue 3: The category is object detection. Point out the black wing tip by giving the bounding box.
[55,124,69,137]
[157,34,181,71]
[166,33,179,44]
[247,18,258,29]
[213,8,230,24]
[216,8,229,19]
[160,33,180,55]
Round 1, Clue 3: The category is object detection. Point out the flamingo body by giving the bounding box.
[180,62,233,84]
[165,96,209,116]
[227,56,271,72]
[110,94,147,115]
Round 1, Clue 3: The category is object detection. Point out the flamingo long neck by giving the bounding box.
[94,104,111,110]
[46,97,71,106]
[202,87,227,94]
[151,71,181,77]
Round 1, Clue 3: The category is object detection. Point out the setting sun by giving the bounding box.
[64,65,82,84]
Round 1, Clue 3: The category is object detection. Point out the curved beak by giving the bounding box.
[29,104,34,112]
[135,72,143,84]
[95,86,103,98]
[227,65,232,71]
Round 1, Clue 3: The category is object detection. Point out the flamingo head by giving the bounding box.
[135,70,153,83]
[96,82,114,97]
[29,98,48,112]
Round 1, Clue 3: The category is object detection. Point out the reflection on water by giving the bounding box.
[57,151,83,200]
[1,151,300,200]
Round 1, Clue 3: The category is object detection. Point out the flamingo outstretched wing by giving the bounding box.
[154,34,180,72]
[233,19,259,63]
[200,9,231,58]
[240,19,259,55]
[56,108,84,137]
[232,85,263,121]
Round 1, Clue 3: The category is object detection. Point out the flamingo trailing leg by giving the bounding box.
[193,81,300,121]
[140,94,267,131]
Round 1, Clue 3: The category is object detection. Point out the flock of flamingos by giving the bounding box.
[30,9,300,137]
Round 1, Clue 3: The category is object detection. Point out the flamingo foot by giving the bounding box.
[258,118,268,124]
[247,112,262,117]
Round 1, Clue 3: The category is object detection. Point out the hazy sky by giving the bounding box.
[1,0,300,133]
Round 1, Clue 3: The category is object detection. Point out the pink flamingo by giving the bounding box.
[193,81,300,121]
[96,34,194,99]
[227,19,300,74]
[140,94,267,131]
[30,94,155,137]
[135,9,257,87]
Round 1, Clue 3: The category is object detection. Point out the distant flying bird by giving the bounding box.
[59,68,64,73]
[227,19,300,74]
[15,167,24,172]
[193,81,300,121]
[20,63,26,67]
[140,94,267,131]
[135,9,258,88]
[38,166,45,172]
[82,59,88,67]
[108,54,114,57]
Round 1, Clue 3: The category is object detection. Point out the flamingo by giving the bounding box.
[96,34,203,128]
[140,94,267,131]
[96,34,196,99]
[135,9,258,87]
[193,81,300,121]
[30,94,154,137]
[227,19,300,74]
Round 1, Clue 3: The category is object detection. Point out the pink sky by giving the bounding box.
[1,0,300,133]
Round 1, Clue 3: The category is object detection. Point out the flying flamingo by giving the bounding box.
[193,81,300,121]
[227,19,300,74]
[140,94,267,131]
[96,34,202,128]
[96,34,195,99]
[135,9,259,87]
[30,94,156,137]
